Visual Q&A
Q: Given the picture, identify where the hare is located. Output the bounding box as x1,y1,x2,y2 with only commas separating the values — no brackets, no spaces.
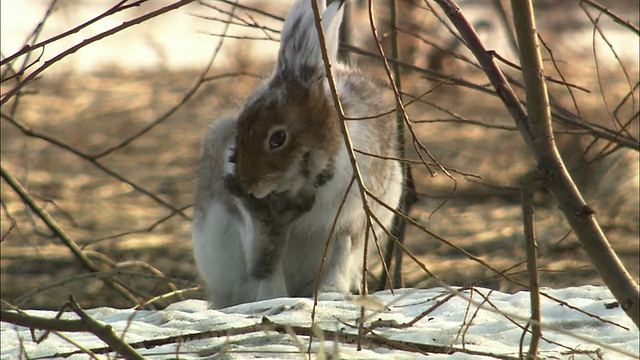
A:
192,0,403,308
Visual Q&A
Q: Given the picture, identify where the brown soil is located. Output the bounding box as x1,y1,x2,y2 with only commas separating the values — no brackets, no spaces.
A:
1,2,638,311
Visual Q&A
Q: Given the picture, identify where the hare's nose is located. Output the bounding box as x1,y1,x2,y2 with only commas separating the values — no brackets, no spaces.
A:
249,181,275,199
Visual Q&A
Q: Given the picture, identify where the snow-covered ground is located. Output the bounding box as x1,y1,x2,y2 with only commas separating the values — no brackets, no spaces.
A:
2,286,638,359
2,2,638,359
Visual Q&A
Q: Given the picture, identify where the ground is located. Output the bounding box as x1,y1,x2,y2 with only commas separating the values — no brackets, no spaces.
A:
1,0,638,311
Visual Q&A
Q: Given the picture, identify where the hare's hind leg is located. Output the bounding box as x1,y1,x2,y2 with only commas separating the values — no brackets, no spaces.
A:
318,233,364,294
255,263,288,301
193,201,254,308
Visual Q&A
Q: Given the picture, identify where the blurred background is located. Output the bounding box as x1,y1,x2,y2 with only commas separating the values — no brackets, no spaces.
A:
2,0,638,310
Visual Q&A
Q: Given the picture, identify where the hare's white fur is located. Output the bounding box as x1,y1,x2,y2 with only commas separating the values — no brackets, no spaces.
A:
193,117,291,305
192,0,403,308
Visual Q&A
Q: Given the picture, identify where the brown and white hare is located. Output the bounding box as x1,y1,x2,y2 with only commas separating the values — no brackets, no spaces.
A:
192,0,403,308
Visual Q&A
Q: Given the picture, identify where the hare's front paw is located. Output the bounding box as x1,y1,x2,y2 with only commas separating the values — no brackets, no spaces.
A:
224,173,316,224
272,186,316,221
256,187,316,225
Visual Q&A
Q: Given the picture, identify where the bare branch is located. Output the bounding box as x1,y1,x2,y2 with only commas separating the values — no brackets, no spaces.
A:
522,171,543,359
1,113,188,218
0,1,147,66
580,0,640,34
1,165,140,305
67,296,144,360
0,0,196,106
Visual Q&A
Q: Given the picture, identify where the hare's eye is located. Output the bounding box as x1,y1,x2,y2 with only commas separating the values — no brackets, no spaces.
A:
268,129,287,149
227,147,237,163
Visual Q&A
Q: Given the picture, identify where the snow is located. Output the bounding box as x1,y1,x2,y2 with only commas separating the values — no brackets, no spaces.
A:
2,286,638,359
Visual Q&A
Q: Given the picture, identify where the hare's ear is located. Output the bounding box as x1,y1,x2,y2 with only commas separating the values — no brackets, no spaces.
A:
275,0,345,85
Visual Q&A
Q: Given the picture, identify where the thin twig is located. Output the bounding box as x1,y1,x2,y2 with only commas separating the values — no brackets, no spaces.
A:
0,0,196,106
522,170,542,359
309,177,355,353
345,44,638,150
67,296,144,360
13,270,196,307
489,50,591,93
201,0,284,22
580,0,640,34
0,165,140,305
1,113,188,218
91,3,237,159
309,1,381,350
434,0,639,327
0,1,147,66
537,34,585,122
582,8,634,133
